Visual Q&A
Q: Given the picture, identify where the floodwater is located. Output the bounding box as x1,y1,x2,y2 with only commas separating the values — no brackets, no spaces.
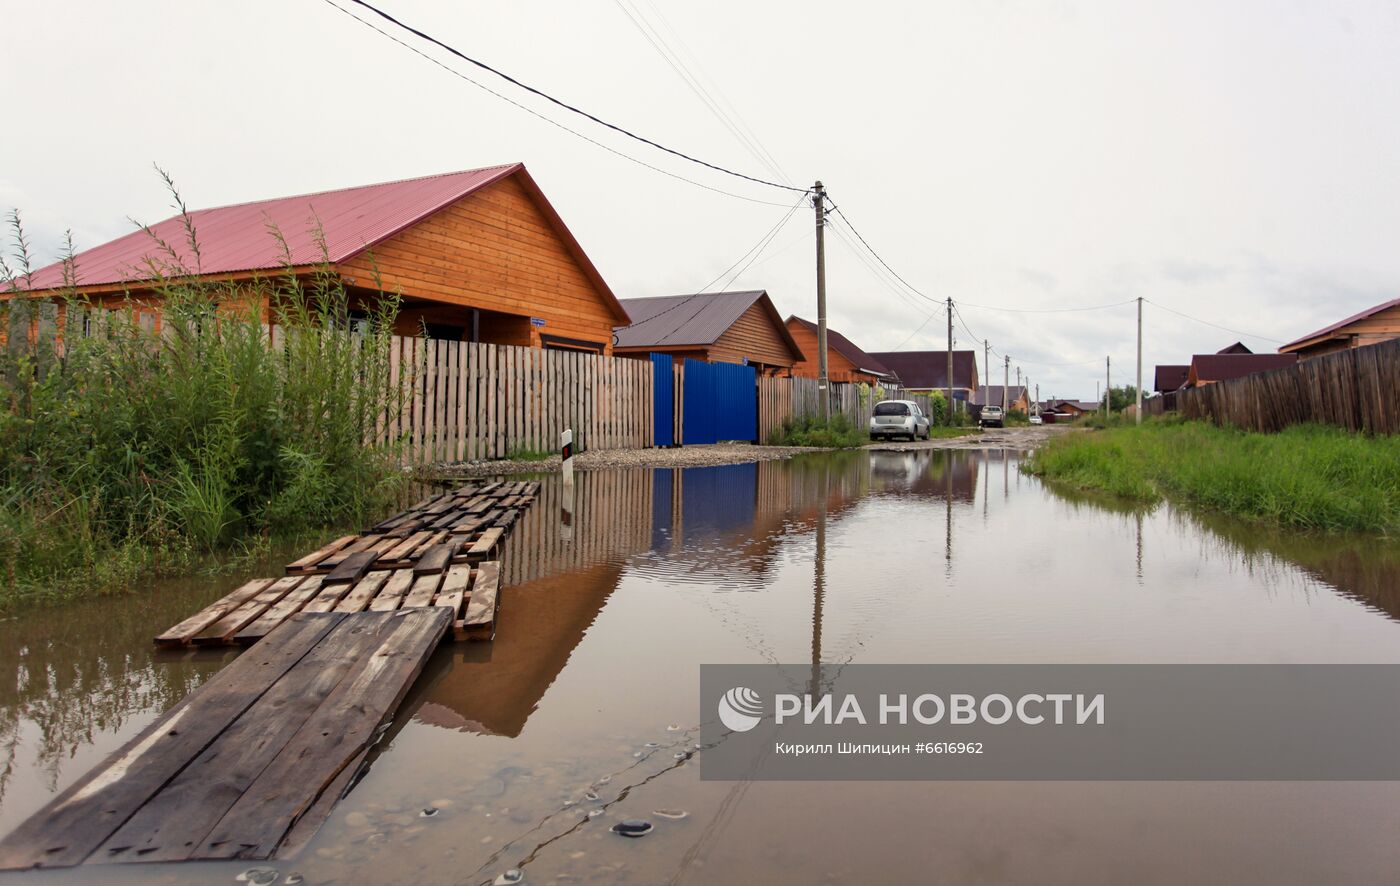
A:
3,449,1400,885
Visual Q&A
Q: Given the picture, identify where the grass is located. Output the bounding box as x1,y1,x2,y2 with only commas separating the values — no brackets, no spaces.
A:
768,414,866,448
505,447,555,462
927,426,979,439
1024,417,1400,534
0,187,408,609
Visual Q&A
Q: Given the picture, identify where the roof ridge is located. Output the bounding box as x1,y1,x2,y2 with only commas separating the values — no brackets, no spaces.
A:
165,163,522,216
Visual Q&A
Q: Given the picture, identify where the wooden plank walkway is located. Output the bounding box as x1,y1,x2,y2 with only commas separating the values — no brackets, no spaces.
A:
154,480,536,647
0,609,450,870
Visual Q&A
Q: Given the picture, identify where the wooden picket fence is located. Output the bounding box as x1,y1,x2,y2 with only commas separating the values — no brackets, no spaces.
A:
379,337,653,465
757,376,933,442
1150,338,1400,435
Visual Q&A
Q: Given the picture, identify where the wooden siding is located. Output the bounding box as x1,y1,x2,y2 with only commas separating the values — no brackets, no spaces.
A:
784,320,881,383
1286,303,1400,361
338,174,621,352
708,303,800,370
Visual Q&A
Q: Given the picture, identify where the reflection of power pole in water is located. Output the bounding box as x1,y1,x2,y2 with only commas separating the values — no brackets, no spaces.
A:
1004,451,1010,501
1135,509,1144,583
810,467,827,697
945,458,954,577
982,452,989,522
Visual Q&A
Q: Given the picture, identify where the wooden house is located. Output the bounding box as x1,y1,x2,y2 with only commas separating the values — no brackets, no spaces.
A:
1279,298,1400,361
1154,364,1189,393
3,164,631,353
1186,353,1297,386
866,350,979,403
612,290,803,375
972,385,1029,413
783,315,897,385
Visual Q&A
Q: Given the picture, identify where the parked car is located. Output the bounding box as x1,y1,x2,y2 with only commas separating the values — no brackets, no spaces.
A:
870,400,930,441
1028,414,1042,425
979,405,1004,428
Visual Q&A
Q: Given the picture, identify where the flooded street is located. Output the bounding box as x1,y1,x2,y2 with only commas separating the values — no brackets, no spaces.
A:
4,448,1400,885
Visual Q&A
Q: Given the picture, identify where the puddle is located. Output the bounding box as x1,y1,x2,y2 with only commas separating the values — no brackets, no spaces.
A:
4,449,1400,885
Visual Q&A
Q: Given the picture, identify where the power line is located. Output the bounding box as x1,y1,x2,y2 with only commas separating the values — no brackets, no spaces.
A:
616,192,808,338
610,0,791,186
1144,298,1283,344
956,297,1137,314
827,204,941,305
341,0,807,195
320,0,798,208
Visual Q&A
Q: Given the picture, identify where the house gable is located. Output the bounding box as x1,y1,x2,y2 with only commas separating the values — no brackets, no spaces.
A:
338,172,625,349
710,301,802,369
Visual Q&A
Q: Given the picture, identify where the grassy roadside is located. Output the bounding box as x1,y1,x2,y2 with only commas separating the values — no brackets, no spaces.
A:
1023,417,1400,534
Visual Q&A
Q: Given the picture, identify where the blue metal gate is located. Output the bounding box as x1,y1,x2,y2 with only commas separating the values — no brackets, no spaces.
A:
651,353,674,447
682,359,757,445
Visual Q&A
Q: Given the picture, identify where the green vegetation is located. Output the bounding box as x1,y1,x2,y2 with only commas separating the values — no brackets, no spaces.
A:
768,413,866,448
1004,408,1030,427
927,426,979,439
1,197,407,608
1024,417,1400,534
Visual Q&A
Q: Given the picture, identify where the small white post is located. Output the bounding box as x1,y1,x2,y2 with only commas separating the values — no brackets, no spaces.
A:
560,428,575,543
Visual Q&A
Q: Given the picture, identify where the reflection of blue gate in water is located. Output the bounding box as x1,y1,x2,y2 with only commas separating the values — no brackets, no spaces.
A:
682,359,756,445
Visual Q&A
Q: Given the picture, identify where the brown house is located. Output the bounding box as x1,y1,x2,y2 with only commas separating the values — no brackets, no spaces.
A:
612,290,803,374
1279,298,1400,361
784,315,896,385
866,350,979,403
1154,364,1189,393
1186,353,1297,387
3,164,630,353
972,385,1029,413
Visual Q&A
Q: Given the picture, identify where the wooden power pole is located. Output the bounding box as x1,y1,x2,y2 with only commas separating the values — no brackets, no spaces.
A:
945,297,954,424
1135,296,1143,424
814,182,829,421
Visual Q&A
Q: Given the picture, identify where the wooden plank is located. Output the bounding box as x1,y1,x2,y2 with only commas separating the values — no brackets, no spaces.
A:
402,573,442,609
413,543,453,575
96,613,378,863
368,569,415,611
192,576,303,646
468,526,504,556
433,564,473,620
198,608,452,860
316,534,382,572
154,579,272,647
302,580,353,614
285,535,356,574
333,570,392,613
235,576,326,645
462,561,500,639
0,615,342,870
381,530,430,564
323,550,378,586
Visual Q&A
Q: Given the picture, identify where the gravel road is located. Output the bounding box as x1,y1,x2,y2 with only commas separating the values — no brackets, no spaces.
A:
427,426,1072,477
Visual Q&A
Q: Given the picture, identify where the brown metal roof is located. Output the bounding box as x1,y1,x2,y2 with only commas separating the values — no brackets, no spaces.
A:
971,385,1028,407
1154,364,1189,393
866,350,979,391
613,291,802,360
1188,353,1297,385
784,316,895,379
1216,341,1253,354
1280,297,1400,352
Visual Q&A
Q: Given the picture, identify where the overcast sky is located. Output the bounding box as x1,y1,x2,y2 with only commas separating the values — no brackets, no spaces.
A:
4,0,1399,398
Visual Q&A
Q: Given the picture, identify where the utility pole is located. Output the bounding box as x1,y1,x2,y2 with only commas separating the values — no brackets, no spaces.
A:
1003,354,1010,414
1035,382,1040,416
1135,296,1143,425
983,339,990,408
1106,355,1112,418
1015,366,1021,410
945,297,954,424
814,181,829,421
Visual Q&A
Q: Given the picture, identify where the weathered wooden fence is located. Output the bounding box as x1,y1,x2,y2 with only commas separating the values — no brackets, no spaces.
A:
1149,338,1400,434
756,377,933,442
381,337,653,464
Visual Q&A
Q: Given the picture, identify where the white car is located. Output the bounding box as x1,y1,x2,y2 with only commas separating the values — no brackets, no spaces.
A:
869,400,930,441
1029,414,1043,425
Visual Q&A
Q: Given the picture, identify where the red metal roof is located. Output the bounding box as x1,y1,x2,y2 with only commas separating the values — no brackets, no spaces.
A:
1280,297,1400,352
17,164,523,291
1154,364,1189,393
1188,353,1297,384
784,315,896,379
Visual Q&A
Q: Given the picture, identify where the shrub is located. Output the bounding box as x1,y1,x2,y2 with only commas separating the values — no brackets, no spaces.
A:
768,413,865,448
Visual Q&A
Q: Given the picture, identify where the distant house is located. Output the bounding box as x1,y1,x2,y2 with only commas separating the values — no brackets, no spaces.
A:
783,316,897,385
612,290,804,375
1153,364,1190,393
1216,341,1254,355
1186,353,1297,387
2,164,632,353
1045,399,1097,419
972,385,1029,412
1278,297,1400,361
866,350,979,402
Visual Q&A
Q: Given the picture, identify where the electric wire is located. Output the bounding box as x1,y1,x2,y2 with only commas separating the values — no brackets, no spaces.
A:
341,0,807,194
1145,298,1283,344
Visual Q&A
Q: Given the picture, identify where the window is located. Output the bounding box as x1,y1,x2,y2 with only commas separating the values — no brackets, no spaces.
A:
873,402,910,416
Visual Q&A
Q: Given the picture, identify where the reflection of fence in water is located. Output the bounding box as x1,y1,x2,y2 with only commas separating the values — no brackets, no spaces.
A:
501,468,654,587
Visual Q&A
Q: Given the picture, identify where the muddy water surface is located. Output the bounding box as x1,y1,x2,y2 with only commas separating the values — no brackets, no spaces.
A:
3,450,1400,885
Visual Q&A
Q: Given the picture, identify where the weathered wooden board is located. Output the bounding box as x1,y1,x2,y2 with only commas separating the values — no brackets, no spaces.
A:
0,610,451,870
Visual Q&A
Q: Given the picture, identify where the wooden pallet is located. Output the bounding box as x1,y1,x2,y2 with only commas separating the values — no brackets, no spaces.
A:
285,481,538,576
155,561,501,647
0,610,451,870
